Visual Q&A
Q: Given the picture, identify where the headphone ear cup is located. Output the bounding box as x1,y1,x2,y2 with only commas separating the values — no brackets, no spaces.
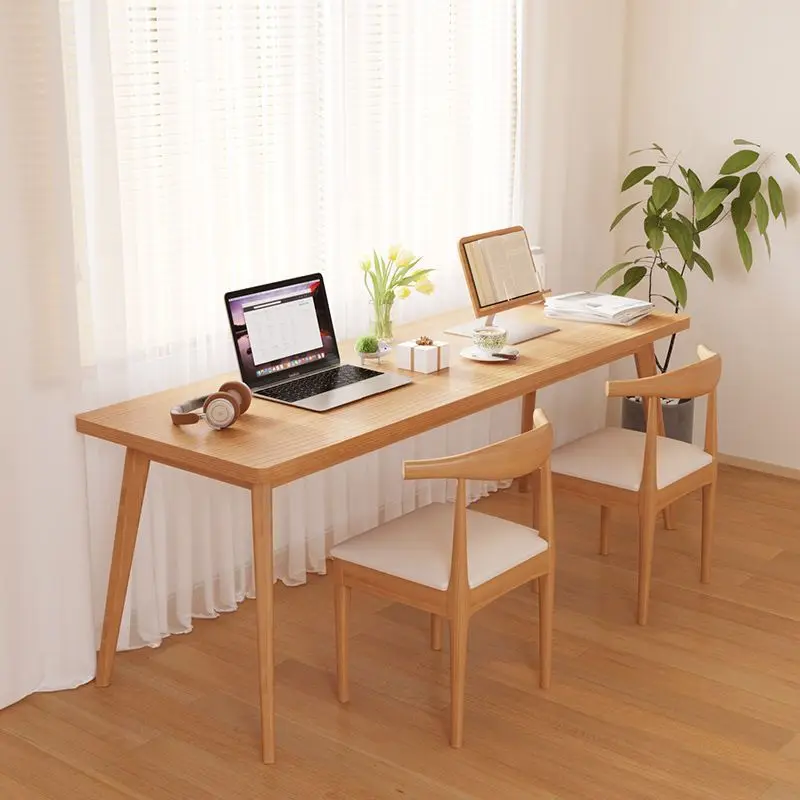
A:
203,392,240,429
219,380,252,414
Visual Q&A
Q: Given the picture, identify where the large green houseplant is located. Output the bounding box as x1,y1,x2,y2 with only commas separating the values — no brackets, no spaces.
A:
599,139,799,440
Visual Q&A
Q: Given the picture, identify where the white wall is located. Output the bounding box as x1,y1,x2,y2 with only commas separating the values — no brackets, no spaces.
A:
619,0,800,469
523,0,629,444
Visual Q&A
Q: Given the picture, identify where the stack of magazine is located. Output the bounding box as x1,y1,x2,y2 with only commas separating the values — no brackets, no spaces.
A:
544,292,653,326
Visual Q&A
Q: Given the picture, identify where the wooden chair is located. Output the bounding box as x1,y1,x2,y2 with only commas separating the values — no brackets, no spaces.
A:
550,345,721,625
329,409,555,748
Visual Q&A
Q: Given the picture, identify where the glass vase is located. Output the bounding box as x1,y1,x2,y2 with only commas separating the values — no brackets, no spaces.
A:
370,298,394,343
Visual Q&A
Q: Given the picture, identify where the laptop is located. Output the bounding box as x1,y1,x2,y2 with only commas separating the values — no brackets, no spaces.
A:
224,273,411,412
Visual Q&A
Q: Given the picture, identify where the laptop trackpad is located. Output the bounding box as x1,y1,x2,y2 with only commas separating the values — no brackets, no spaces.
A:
297,372,410,412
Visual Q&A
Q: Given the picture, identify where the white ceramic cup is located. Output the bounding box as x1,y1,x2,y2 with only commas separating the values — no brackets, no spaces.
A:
472,326,508,353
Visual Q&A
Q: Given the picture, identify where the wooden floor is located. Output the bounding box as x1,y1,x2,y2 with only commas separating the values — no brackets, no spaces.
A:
1,465,799,799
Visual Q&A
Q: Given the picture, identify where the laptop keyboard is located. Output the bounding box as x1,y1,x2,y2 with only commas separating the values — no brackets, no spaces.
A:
255,364,382,404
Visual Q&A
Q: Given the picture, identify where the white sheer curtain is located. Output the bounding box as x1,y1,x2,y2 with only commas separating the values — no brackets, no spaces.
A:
58,0,526,652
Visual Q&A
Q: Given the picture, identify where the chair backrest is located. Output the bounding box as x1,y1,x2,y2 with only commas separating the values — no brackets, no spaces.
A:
606,345,722,501
402,409,554,600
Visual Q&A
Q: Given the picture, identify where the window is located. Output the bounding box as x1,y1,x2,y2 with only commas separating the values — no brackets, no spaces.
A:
61,0,523,362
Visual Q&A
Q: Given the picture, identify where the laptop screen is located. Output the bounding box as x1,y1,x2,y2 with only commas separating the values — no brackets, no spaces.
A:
225,274,339,386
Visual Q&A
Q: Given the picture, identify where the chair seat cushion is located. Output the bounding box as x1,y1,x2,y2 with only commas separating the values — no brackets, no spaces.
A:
329,503,548,590
551,427,713,491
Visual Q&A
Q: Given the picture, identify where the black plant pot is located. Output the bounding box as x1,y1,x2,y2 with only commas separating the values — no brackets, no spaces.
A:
621,396,695,443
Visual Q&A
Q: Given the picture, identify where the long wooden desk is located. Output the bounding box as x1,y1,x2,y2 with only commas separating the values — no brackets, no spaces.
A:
75,304,689,763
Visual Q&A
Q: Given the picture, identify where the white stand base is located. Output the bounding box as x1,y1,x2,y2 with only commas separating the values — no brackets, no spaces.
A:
445,307,559,346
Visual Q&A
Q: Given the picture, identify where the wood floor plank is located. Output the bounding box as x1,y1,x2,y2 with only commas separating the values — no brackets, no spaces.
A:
1,464,798,798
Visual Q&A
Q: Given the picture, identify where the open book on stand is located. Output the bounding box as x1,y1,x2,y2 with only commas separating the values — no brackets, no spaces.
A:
544,292,653,326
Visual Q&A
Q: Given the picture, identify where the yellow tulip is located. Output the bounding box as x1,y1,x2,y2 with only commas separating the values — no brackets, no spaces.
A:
394,285,411,299
415,277,435,295
387,244,401,261
396,248,414,267
359,256,372,272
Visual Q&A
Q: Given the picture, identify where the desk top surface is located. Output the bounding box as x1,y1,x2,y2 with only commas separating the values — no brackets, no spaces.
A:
75,305,689,486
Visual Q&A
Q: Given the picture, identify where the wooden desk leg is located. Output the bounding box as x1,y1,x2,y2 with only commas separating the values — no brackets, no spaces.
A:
251,483,275,765
634,344,675,530
96,448,150,687
518,392,538,500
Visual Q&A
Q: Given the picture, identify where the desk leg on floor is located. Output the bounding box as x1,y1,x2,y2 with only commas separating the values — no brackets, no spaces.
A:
634,344,675,530
96,448,150,687
518,391,538,502
251,483,275,764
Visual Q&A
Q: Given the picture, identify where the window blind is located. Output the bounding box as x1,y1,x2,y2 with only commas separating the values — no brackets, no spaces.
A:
61,0,522,359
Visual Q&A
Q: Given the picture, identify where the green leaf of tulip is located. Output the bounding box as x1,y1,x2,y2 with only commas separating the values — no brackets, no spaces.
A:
786,153,800,175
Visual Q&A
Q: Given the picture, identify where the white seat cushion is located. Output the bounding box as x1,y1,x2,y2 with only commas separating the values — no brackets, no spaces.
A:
329,502,548,590
551,427,712,492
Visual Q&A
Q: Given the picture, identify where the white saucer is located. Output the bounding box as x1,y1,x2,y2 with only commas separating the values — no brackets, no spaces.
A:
460,345,519,363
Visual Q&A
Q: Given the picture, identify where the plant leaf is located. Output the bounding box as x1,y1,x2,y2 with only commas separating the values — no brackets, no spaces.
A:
739,171,761,202
710,175,740,194
786,153,800,175
621,165,656,192
665,180,681,210
764,229,772,259
609,201,641,231
664,217,694,264
696,204,724,232
719,149,759,175
644,215,664,250
731,197,752,230
651,176,674,210
693,252,714,281
736,227,753,271
733,138,760,147
695,187,729,221
623,266,647,287
685,168,703,199
768,176,786,225
596,261,634,287
666,266,688,308
754,192,769,235
676,212,701,246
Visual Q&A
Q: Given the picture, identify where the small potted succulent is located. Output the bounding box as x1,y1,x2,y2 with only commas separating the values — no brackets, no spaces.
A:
600,139,798,442
354,334,388,366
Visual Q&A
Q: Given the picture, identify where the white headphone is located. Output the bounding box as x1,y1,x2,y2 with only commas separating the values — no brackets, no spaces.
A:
170,381,252,430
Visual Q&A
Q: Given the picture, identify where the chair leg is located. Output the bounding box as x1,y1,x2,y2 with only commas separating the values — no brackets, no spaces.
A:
449,618,469,748
538,571,554,689
701,480,717,584
599,505,611,556
334,571,351,703
637,511,657,625
662,505,676,530
430,614,443,651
